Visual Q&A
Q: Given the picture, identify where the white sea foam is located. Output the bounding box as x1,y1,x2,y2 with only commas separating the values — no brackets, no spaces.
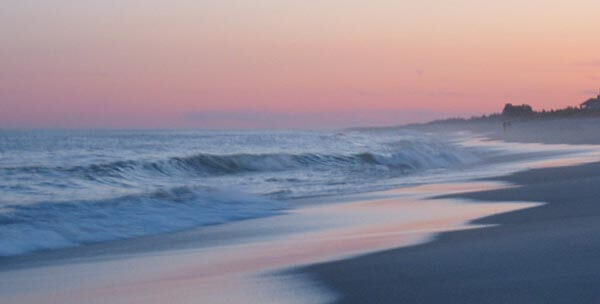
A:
0,129,485,256
0,187,282,256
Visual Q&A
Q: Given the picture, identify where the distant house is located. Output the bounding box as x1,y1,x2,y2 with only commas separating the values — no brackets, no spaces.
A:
502,103,533,116
580,91,600,111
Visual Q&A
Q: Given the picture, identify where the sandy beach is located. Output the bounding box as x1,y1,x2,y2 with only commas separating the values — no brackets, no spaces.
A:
300,118,600,303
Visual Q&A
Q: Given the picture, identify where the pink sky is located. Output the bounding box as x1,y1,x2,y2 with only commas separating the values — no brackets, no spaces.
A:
2,1,600,128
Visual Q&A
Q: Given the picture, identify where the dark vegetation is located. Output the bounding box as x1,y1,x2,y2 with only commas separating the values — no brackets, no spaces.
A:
429,92,600,124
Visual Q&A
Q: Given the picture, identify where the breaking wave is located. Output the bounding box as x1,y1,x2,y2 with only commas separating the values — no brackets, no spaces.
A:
2,148,477,181
0,129,483,257
0,186,283,256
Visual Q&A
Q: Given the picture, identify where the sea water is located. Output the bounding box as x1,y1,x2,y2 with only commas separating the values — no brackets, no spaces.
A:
0,129,484,256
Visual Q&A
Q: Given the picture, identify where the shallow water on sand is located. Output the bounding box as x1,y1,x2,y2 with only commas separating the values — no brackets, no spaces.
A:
0,181,542,304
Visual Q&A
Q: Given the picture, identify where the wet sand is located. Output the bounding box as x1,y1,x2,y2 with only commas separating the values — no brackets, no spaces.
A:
301,120,600,303
0,182,537,304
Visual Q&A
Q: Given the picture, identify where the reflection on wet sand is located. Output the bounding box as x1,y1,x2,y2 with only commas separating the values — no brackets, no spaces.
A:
1,181,541,304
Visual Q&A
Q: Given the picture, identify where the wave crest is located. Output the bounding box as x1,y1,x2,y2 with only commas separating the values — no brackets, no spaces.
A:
2,146,477,181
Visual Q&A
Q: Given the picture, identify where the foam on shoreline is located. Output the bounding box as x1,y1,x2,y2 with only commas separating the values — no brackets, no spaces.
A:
3,133,600,303
0,180,541,304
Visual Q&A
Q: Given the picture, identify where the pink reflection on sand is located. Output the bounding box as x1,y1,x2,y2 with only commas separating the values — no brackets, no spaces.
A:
1,182,541,304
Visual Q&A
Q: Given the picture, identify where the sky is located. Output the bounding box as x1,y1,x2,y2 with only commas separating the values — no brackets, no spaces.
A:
2,0,600,128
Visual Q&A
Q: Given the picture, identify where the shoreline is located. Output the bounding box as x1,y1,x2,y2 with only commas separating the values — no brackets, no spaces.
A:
1,135,586,271
0,182,539,304
299,120,600,303
300,161,600,303
3,123,600,303
409,116,600,145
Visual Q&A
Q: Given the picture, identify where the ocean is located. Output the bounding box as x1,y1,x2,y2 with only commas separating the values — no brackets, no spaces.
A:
0,129,488,256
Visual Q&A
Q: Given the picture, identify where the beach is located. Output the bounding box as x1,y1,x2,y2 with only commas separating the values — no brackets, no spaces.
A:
0,181,541,304
5,1,600,303
301,161,600,303
301,118,600,303
2,120,600,303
